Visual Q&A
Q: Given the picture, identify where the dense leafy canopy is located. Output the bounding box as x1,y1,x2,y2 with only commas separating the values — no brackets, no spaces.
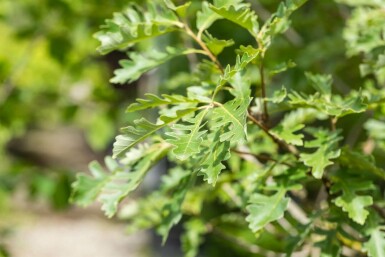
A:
71,0,385,256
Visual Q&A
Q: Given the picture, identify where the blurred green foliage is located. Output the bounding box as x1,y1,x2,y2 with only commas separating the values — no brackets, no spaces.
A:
0,0,141,215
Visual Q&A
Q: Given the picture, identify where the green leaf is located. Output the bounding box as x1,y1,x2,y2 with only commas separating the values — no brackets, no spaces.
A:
271,123,304,146
286,221,313,256
157,172,195,243
363,213,385,257
196,2,220,33
266,86,287,104
111,47,200,84
113,108,197,158
164,0,191,18
202,32,234,56
364,226,385,257
331,177,374,224
126,93,199,112
209,3,259,38
269,60,296,75
212,97,251,142
228,70,252,99
288,89,367,118
316,229,342,257
338,147,385,180
278,108,328,127
199,130,231,185
196,0,244,33
167,109,209,161
95,2,181,54
300,130,342,179
216,46,260,92
259,0,308,48
71,160,108,207
71,143,169,217
305,72,333,96
246,188,290,232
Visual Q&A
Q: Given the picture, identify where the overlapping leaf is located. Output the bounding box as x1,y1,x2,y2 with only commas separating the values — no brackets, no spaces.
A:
212,97,251,142
209,2,259,38
259,0,308,48
363,213,385,257
216,45,260,91
164,0,191,18
199,130,231,185
157,171,195,243
364,226,385,257
167,109,209,161
95,2,181,54
246,188,290,232
196,0,244,34
126,93,198,112
111,47,202,84
271,123,304,146
202,32,234,55
338,147,385,180
113,108,197,158
331,177,374,224
288,90,367,118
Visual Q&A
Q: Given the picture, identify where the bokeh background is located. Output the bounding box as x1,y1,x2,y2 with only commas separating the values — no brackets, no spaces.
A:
0,0,375,256
0,0,150,256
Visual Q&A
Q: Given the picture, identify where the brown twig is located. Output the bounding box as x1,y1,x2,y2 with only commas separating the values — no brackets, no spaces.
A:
372,204,385,221
247,113,299,158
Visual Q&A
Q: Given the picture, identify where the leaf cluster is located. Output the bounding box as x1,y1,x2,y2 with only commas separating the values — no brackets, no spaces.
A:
72,0,385,256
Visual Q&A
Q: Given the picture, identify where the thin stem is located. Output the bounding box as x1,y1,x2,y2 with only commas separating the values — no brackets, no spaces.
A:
231,149,294,167
247,113,299,157
260,57,269,122
330,116,337,131
183,24,224,73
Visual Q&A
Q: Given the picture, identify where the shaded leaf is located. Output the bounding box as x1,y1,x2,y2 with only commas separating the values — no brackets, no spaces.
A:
338,147,385,180
331,177,374,224
157,172,195,243
202,32,234,55
181,219,207,257
199,130,231,185
305,72,333,96
300,130,342,178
